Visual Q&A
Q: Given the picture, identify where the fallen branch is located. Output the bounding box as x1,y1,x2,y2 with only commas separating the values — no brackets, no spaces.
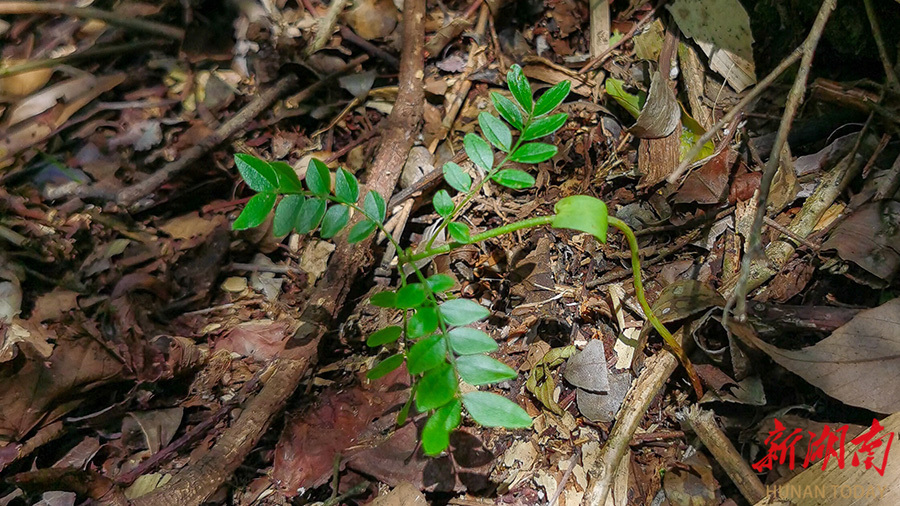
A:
120,0,426,501
130,359,308,505
683,406,767,504
0,1,184,39
584,332,682,504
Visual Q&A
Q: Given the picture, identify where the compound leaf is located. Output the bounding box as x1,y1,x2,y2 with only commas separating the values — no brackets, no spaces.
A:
364,191,386,224
447,222,470,243
457,355,517,385
442,162,471,193
509,142,557,164
367,353,404,379
533,80,571,116
369,290,397,308
507,64,533,114
464,133,493,172
295,197,327,234
320,204,349,238
270,161,304,193
448,327,498,355
422,400,462,456
433,190,454,217
408,306,439,338
348,220,377,243
426,274,455,293
306,158,331,196
396,283,427,309
479,112,512,152
367,326,402,347
520,113,567,141
335,167,359,203
491,92,524,131
407,333,446,375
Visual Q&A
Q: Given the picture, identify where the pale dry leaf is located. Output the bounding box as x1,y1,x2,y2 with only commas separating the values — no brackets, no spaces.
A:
563,339,610,392
667,0,756,92
30,289,79,323
368,482,427,506
822,201,900,281
630,71,680,139
159,212,224,241
343,0,398,40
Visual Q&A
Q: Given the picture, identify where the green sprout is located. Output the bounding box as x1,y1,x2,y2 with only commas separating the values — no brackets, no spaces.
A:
230,64,702,456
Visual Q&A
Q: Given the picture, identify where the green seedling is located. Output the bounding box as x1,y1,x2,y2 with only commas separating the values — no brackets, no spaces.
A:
231,65,702,456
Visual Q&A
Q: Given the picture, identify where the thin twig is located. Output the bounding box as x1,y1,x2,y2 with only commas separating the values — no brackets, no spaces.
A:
763,216,818,251
321,481,370,506
725,0,837,325
578,2,660,74
117,74,299,207
128,1,426,501
548,448,581,506
230,263,303,274
863,0,900,92
666,45,805,184
0,41,165,78
0,1,184,39
340,26,399,68
585,340,681,504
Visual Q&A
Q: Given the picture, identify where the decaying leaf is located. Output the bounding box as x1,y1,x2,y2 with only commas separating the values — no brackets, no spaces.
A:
343,0,398,40
638,279,725,345
563,339,609,393
525,345,577,415
662,452,719,505
575,370,632,423
273,369,411,496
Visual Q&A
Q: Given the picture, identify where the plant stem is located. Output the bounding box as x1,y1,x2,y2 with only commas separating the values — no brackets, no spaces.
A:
608,217,704,397
407,215,554,263
424,115,532,251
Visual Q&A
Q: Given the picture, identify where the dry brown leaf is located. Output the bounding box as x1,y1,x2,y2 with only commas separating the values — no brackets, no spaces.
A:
737,298,900,414
273,369,410,496
822,201,900,282
0,334,128,441
342,0,398,40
